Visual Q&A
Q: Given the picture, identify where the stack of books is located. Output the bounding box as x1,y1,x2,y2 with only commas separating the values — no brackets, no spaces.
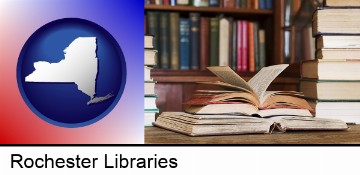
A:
152,65,349,136
300,0,360,124
145,35,159,126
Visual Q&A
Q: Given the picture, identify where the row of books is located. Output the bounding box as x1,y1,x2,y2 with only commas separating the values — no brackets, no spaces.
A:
300,0,360,124
145,11,267,72
144,35,159,126
145,0,273,9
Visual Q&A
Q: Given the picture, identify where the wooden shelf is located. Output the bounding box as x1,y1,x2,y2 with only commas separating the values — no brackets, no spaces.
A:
145,4,273,16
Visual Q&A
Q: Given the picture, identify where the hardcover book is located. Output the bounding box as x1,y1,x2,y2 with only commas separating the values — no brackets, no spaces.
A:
301,60,360,80
153,112,348,136
313,8,360,35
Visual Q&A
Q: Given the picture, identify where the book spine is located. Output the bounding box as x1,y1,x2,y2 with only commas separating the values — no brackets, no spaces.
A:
241,0,247,8
219,17,230,66
236,20,242,71
231,20,237,70
248,22,255,72
163,0,170,5
200,17,210,70
259,29,266,69
159,12,170,69
223,0,235,8
259,0,266,9
179,18,190,70
246,0,251,9
253,22,260,71
265,0,273,9
193,0,209,6
241,20,248,72
210,17,220,66
177,0,189,5
147,11,159,67
169,13,180,69
170,0,177,6
253,0,259,9
190,13,200,70
209,0,220,6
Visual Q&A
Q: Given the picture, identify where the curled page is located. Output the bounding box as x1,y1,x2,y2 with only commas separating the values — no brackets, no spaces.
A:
248,64,289,102
207,66,255,94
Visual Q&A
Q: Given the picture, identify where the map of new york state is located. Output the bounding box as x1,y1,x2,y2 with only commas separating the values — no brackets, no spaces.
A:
25,37,113,105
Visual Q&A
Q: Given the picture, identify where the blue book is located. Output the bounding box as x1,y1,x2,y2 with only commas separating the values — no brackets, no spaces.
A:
170,0,176,6
189,13,200,70
265,0,273,9
259,0,266,9
209,0,219,7
179,18,190,70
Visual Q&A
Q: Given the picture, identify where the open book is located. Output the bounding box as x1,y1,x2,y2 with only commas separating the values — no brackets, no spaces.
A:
185,65,313,117
153,112,348,136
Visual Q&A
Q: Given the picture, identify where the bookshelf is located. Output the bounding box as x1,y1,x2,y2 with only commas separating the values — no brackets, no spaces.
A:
145,1,294,113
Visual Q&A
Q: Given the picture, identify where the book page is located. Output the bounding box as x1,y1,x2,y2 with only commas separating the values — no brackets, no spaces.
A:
207,66,255,94
247,64,289,102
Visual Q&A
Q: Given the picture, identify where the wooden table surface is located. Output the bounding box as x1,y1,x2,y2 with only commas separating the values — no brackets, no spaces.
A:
145,125,360,144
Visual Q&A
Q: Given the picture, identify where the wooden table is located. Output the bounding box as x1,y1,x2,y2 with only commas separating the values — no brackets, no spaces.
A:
145,125,360,144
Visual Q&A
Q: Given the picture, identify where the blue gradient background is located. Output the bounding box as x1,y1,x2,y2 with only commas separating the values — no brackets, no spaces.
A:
0,0,144,143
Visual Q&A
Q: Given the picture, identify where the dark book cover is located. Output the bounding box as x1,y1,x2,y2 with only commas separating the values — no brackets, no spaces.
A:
231,20,237,70
209,0,220,6
200,17,210,71
259,29,266,69
190,13,200,70
253,22,260,71
159,12,170,69
210,17,219,66
259,0,266,9
147,11,159,67
236,20,242,72
179,18,190,70
241,0,247,8
169,13,180,69
265,0,273,9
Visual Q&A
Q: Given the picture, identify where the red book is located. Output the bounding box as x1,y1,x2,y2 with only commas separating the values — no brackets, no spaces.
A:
236,20,242,72
163,0,170,5
200,17,210,70
223,0,236,8
241,20,248,72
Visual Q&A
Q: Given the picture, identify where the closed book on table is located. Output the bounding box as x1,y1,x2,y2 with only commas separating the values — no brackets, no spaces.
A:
179,18,191,70
316,49,360,60
200,17,210,70
145,49,157,66
300,79,360,101
169,13,180,69
301,60,360,80
313,8,360,35
190,13,200,70
324,0,360,7
317,35,360,49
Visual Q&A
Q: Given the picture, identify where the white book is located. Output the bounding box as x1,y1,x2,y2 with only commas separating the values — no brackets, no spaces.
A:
145,96,157,110
145,81,156,96
144,66,152,81
145,49,157,66
219,17,230,66
144,112,156,127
